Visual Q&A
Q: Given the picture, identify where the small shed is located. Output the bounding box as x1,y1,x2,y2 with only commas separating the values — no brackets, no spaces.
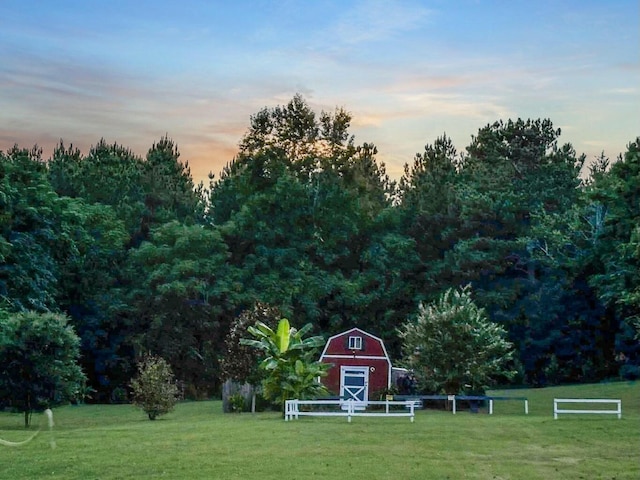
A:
319,328,392,405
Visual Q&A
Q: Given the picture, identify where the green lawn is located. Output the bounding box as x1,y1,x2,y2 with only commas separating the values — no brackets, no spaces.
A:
1,381,638,479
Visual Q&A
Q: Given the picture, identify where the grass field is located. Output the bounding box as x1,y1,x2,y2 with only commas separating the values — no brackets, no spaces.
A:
1,381,638,479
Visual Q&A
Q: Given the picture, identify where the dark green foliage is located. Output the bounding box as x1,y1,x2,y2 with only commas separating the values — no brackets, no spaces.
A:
587,139,640,373
125,221,232,397
1,98,637,396
53,200,132,399
141,136,207,226
398,119,611,385
45,137,208,399
0,146,63,311
0,310,85,427
49,139,146,240
208,95,408,357
220,302,280,384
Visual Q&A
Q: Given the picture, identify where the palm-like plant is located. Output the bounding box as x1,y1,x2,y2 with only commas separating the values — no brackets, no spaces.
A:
241,318,329,413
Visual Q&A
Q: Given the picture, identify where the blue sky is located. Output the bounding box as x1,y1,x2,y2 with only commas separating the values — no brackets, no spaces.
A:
1,0,638,184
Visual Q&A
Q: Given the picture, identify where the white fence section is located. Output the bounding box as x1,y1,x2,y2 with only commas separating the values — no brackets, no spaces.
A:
418,395,528,415
285,399,416,422
553,398,622,419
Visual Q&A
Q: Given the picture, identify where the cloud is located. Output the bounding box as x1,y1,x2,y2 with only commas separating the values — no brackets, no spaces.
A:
2,0,636,188
606,87,638,95
329,0,432,45
583,140,607,147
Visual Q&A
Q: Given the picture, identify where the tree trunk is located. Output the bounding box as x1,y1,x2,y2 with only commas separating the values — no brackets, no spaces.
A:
24,393,31,428
24,410,30,428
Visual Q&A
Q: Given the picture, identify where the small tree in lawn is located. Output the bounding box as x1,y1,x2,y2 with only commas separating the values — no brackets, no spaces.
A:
241,318,329,414
130,354,179,420
0,310,86,428
398,285,516,394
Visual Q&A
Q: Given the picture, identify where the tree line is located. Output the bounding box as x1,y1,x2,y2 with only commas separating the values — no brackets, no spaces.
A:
1,94,638,402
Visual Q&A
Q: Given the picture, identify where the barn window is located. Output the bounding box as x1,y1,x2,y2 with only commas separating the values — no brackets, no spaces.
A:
348,336,363,350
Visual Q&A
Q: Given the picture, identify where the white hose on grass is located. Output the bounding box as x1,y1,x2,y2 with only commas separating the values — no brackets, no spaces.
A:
0,408,54,448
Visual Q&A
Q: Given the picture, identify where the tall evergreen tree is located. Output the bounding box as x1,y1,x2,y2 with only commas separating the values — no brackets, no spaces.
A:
398,135,463,295
209,95,410,352
586,139,640,377
1,146,74,312
126,221,232,396
141,136,206,226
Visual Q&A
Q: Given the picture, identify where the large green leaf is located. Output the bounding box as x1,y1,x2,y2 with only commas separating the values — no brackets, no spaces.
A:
276,318,291,353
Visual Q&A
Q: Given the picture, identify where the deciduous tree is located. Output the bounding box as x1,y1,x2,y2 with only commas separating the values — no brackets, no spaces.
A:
126,221,232,396
0,310,85,427
398,285,516,394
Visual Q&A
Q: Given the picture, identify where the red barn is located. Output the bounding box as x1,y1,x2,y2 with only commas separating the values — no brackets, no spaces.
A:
319,328,392,405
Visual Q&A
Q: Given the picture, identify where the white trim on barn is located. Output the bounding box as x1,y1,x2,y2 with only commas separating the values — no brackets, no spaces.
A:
320,328,392,359
348,335,363,350
321,354,389,361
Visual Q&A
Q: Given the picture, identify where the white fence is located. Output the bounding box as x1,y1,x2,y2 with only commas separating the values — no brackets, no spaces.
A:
553,398,622,419
417,395,529,415
285,399,416,422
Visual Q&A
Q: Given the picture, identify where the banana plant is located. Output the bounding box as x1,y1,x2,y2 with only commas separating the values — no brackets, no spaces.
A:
241,318,329,414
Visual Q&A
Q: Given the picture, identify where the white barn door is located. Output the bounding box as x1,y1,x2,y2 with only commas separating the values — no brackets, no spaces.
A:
340,366,369,409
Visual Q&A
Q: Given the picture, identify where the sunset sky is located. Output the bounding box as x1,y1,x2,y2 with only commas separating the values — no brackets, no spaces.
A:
2,0,638,185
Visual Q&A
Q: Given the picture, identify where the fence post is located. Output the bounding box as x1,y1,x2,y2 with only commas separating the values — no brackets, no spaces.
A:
447,395,456,414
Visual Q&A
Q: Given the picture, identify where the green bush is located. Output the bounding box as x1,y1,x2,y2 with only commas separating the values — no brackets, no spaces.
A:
130,355,179,420
620,364,640,380
228,393,246,413
110,386,129,404
398,285,516,394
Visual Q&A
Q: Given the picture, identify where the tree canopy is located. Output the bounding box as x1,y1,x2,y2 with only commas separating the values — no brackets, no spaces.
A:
0,310,85,426
397,285,516,394
1,96,638,403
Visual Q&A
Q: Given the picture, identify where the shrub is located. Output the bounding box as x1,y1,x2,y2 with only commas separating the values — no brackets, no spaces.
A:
398,285,517,394
110,386,129,404
130,355,179,420
228,393,246,413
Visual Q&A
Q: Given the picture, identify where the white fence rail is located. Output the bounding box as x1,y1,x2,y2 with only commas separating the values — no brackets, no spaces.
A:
417,395,528,415
285,399,415,422
553,398,621,419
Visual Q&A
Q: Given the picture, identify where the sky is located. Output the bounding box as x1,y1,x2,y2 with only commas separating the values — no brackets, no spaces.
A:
1,0,638,185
